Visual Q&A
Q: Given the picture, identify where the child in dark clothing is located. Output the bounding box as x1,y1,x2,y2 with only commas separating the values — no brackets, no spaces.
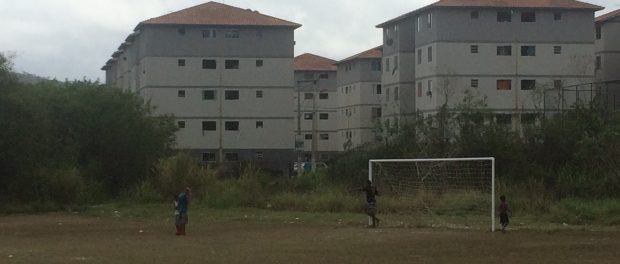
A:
498,195,512,233
357,180,380,228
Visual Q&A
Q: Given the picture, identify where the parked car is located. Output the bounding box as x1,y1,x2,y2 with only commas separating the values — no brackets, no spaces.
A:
292,162,328,173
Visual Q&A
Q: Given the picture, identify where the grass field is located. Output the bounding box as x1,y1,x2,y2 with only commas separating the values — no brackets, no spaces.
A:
1,204,619,264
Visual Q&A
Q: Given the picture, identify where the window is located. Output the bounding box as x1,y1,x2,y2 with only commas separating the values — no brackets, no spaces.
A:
554,12,562,21
521,114,537,125
371,60,382,71
203,90,215,100
521,12,536,22
256,152,264,160
554,46,562,55
256,90,263,98
225,90,239,100
320,134,329,140
427,13,432,28
319,73,329,79
427,80,433,96
256,60,263,67
596,56,602,70
385,58,390,72
386,88,390,102
497,80,512,90
471,79,479,88
521,46,536,56
372,108,382,119
202,121,216,131
304,72,314,79
319,93,328,99
471,45,479,54
394,87,399,101
428,46,433,62
417,17,421,32
471,10,479,19
178,27,186,35
203,59,216,69
554,80,563,90
178,59,186,67
225,60,239,69
202,152,216,162
497,46,512,56
375,84,382,95
417,49,422,64
304,113,313,120
496,114,511,125
256,121,263,128
225,121,239,131
178,90,186,97
225,153,239,161
177,121,186,128
319,113,329,120
225,29,240,38
304,93,313,100
596,25,601,40
417,82,422,97
521,80,536,90
394,55,399,71
202,29,216,38
305,134,312,140
497,11,512,22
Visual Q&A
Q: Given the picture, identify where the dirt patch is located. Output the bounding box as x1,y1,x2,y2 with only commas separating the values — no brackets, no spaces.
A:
0,213,619,263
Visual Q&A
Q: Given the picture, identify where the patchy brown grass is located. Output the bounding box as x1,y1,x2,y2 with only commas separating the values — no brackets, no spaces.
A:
0,211,619,264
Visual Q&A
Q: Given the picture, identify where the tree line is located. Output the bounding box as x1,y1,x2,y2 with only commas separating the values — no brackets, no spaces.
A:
0,54,177,208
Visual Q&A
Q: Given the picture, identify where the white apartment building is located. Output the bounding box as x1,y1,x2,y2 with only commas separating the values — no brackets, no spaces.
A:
102,2,301,169
595,9,620,112
293,53,339,161
335,46,384,150
377,0,603,128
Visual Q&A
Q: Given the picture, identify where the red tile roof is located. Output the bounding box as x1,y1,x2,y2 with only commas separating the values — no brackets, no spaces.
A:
137,1,301,29
596,9,620,23
337,46,383,64
294,53,337,72
378,0,603,27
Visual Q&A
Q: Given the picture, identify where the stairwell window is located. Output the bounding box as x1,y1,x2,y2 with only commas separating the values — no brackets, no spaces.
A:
225,60,239,69
471,45,479,54
497,11,511,22
521,46,536,56
225,29,240,38
497,80,512,90
554,46,562,55
521,12,536,22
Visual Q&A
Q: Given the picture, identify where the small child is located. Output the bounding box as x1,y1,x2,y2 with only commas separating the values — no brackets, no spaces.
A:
498,195,512,233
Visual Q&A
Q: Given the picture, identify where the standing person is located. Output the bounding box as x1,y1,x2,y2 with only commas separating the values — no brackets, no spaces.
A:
173,195,180,235
498,195,512,233
176,187,191,236
354,180,380,228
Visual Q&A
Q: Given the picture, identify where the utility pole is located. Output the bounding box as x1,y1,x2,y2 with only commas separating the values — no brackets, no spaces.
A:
296,81,303,177
311,82,318,172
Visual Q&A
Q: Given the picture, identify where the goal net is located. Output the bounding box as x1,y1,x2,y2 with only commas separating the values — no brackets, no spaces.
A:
369,158,495,231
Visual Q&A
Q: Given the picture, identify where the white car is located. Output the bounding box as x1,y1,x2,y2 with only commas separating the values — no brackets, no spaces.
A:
293,162,328,172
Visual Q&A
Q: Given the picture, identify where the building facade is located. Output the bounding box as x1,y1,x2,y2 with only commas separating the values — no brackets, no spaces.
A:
293,53,339,161
102,2,301,169
335,46,384,150
377,0,603,128
595,9,620,82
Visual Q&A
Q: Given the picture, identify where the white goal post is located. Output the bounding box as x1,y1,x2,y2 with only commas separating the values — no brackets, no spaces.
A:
369,157,496,232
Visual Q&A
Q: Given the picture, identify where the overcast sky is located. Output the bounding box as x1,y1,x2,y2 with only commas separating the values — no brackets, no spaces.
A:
1,0,618,81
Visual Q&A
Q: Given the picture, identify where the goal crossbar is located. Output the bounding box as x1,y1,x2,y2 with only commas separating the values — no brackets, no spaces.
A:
369,157,496,232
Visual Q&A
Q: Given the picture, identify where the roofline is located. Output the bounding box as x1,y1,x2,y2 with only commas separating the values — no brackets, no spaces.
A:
336,45,383,65
134,22,301,31
377,2,604,28
596,9,620,24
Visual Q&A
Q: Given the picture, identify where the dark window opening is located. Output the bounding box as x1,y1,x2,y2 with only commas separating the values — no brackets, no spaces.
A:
521,46,536,56
203,90,215,100
202,121,216,131
521,80,536,90
202,59,216,69
225,60,239,69
225,121,239,131
497,11,512,22
521,12,536,22
225,90,239,100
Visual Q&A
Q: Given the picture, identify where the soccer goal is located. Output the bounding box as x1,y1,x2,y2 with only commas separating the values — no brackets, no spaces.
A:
369,158,495,232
